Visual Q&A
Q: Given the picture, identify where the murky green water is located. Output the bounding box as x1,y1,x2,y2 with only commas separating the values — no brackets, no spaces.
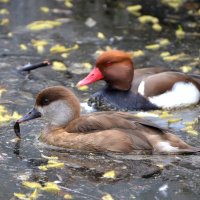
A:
0,0,200,199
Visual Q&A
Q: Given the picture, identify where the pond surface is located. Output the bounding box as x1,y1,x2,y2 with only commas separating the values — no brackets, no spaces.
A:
0,0,200,199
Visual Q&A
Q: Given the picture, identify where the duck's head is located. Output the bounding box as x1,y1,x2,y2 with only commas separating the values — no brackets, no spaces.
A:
17,86,80,127
77,50,134,91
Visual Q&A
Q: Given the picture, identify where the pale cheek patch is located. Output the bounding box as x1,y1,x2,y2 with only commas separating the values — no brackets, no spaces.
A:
148,82,200,109
155,141,179,152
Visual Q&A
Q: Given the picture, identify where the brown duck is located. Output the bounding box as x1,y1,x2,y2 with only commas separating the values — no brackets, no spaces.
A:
16,86,200,153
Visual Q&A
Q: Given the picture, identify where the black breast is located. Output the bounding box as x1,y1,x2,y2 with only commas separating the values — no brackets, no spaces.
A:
88,86,159,111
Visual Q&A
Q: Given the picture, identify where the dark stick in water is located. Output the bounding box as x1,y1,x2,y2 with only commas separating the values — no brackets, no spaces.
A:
17,60,51,72
14,122,21,138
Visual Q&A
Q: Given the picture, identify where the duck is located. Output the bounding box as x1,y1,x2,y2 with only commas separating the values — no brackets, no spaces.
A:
77,50,200,111
16,86,200,153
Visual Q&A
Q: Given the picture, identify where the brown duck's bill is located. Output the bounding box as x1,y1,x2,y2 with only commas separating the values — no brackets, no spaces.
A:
14,108,41,138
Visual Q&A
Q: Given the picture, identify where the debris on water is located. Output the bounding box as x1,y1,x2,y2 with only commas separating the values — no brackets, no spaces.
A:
158,183,168,197
85,17,96,28
17,60,51,73
14,122,21,138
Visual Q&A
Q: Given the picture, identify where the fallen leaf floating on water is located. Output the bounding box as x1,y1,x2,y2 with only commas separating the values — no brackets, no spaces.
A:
0,9,9,15
31,39,48,54
160,52,171,57
129,50,144,58
0,0,10,3
126,5,142,16
152,23,162,31
52,61,67,71
102,170,116,179
179,65,193,73
82,62,92,69
159,111,173,118
167,118,182,123
161,0,183,10
40,7,50,13
184,118,198,126
19,44,28,51
85,17,96,28
13,193,26,200
0,88,6,97
97,32,106,40
77,85,89,91
145,44,160,51
175,25,185,39
162,53,189,62
158,38,170,47
26,20,62,31
39,160,64,171
182,126,198,136
64,0,73,8
29,189,38,200
64,193,73,199
138,15,159,24
102,193,114,200
61,53,69,58
22,181,42,189
7,32,13,37
0,18,9,25
42,182,61,193
50,44,79,54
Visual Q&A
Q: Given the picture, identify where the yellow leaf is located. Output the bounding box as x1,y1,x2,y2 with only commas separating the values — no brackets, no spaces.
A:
64,0,73,8
145,44,160,50
22,181,42,189
0,88,6,97
185,130,198,136
102,170,116,179
47,160,65,168
0,9,9,15
152,23,162,31
42,182,61,193
158,39,170,47
83,62,92,69
14,193,26,199
162,53,187,62
97,32,106,40
127,5,142,16
160,52,170,57
19,44,28,51
77,85,89,91
183,119,198,126
175,26,185,39
138,15,159,24
61,53,69,58
64,193,73,199
167,118,182,123
179,65,192,73
50,44,79,54
26,20,62,31
38,165,48,171
40,7,50,13
0,18,9,25
31,39,48,47
52,61,67,71
130,50,144,58
102,194,114,200
12,111,22,120
159,111,173,118
0,0,9,3
7,32,13,37
29,189,38,200
161,0,183,10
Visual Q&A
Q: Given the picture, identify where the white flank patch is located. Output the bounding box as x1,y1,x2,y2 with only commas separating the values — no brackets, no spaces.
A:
80,102,94,113
148,82,200,109
156,141,179,152
138,81,145,96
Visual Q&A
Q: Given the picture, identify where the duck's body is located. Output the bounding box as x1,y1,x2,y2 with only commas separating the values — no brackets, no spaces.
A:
17,86,200,154
77,50,200,111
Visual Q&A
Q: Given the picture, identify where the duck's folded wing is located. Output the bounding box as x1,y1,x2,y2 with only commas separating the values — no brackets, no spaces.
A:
66,112,166,134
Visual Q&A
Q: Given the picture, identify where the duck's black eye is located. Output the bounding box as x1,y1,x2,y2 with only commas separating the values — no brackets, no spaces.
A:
42,98,49,106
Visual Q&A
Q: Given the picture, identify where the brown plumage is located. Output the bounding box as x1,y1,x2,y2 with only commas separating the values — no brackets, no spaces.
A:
16,86,200,154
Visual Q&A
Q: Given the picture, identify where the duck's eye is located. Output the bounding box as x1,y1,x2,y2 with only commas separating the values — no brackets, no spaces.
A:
105,62,112,67
42,98,49,106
